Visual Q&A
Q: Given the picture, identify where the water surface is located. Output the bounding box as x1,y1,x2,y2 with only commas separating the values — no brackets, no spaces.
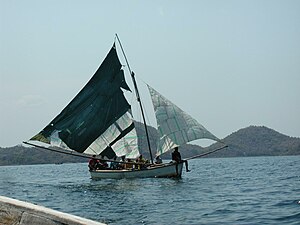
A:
1,156,299,224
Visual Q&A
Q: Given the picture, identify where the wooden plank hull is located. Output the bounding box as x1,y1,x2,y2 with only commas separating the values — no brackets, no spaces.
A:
90,162,184,179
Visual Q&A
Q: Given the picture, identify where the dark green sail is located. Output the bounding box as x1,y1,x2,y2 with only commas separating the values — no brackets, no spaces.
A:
31,44,133,153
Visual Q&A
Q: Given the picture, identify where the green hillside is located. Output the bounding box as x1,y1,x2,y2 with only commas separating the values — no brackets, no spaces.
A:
206,126,300,157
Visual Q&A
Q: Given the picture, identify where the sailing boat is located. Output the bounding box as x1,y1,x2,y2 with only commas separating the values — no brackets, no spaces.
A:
24,35,227,179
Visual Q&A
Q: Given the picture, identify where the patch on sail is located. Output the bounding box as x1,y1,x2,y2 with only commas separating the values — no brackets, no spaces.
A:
83,112,139,159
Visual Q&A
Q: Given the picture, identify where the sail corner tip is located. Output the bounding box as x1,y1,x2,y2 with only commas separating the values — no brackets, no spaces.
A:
29,133,50,144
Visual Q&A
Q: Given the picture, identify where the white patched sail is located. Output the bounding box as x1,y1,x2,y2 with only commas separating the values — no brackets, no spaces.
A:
148,85,220,156
85,111,139,158
112,128,139,159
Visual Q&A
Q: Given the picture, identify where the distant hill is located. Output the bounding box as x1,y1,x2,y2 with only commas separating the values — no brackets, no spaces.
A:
0,145,87,166
135,124,300,158
0,125,299,166
206,126,300,158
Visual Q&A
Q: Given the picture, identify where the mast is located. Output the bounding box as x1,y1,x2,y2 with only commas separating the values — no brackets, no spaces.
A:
115,34,154,164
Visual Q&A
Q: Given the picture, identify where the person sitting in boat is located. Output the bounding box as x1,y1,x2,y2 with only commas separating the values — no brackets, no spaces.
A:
172,147,181,162
88,155,99,171
125,158,133,170
136,155,147,170
137,155,146,163
110,156,120,170
119,155,126,169
155,155,162,164
172,147,191,172
97,159,108,170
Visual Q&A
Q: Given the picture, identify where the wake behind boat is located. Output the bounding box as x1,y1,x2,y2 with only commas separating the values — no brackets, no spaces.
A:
24,34,227,179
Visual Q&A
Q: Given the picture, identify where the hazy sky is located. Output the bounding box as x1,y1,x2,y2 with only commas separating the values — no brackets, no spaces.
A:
1,0,299,147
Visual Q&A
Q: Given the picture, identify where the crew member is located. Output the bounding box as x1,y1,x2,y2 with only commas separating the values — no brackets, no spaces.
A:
172,147,190,172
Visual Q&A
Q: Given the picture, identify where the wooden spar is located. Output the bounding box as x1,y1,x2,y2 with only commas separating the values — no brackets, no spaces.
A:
23,141,91,159
184,145,228,161
23,141,148,165
115,34,154,164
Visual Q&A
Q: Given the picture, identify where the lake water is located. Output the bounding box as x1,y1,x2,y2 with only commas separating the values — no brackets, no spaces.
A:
0,156,299,225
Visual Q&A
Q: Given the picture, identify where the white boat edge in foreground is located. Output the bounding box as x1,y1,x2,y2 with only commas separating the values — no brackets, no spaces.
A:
90,162,184,179
0,195,106,225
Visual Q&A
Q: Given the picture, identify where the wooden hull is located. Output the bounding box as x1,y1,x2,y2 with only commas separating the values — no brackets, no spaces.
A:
90,162,183,179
